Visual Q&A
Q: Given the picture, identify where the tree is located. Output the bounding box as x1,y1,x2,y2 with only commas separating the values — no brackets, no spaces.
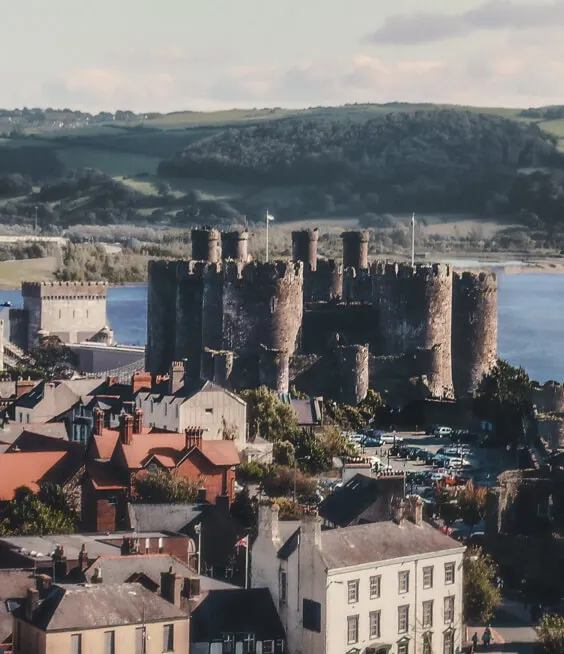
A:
261,466,316,501
134,469,200,503
457,481,487,533
434,483,460,526
0,486,77,536
537,614,564,654
240,387,300,442
463,547,501,623
230,487,257,533
26,335,79,380
475,359,533,446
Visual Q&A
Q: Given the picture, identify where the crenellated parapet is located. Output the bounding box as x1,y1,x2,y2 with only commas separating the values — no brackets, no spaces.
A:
22,280,108,298
221,230,249,262
534,381,564,414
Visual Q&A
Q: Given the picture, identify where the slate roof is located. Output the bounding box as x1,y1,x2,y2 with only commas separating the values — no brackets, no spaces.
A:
318,521,464,569
318,473,406,527
83,554,234,592
20,583,187,631
128,503,203,533
0,423,68,446
191,589,285,643
0,569,36,643
0,534,121,563
286,398,322,426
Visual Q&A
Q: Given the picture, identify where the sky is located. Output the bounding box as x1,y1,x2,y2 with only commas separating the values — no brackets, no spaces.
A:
3,0,564,112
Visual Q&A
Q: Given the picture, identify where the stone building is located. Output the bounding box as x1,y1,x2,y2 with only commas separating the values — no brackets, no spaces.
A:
21,281,109,349
146,228,499,406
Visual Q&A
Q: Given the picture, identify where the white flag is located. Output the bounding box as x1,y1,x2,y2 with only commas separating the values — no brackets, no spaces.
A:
411,213,415,226
266,212,275,222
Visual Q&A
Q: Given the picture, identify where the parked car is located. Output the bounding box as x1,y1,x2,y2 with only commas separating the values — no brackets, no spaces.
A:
423,451,437,465
349,433,365,444
434,426,453,437
362,436,383,448
390,444,404,456
408,447,426,461
381,433,404,444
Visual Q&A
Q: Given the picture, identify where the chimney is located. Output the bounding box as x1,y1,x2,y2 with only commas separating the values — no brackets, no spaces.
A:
93,408,104,436
258,503,281,544
169,361,185,395
185,427,202,452
92,566,103,583
391,496,406,525
132,372,152,394
25,588,39,621
161,567,182,606
133,408,143,434
35,574,52,597
183,577,201,599
300,510,322,550
43,382,56,404
119,413,133,445
16,378,35,398
406,495,423,526
52,545,67,582
78,543,89,571
215,494,230,514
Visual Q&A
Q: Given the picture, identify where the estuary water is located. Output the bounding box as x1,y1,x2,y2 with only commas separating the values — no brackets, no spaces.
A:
1,273,563,383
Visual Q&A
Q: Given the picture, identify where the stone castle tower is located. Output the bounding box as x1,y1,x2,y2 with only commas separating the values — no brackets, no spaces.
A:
146,227,498,403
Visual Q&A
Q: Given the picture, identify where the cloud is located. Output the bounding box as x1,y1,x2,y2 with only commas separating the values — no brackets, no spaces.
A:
366,0,564,45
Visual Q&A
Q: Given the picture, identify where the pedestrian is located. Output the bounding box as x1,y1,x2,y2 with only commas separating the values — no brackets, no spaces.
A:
471,632,478,651
482,627,491,649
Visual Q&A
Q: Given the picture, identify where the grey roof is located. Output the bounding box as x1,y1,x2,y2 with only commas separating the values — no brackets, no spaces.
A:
0,422,68,445
191,589,285,643
289,398,322,426
0,569,36,642
318,521,464,570
84,554,234,592
0,534,122,563
23,583,187,631
318,474,406,527
128,503,203,533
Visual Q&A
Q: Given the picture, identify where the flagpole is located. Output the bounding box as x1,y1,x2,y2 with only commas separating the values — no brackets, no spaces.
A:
411,213,415,267
266,209,269,263
245,537,249,589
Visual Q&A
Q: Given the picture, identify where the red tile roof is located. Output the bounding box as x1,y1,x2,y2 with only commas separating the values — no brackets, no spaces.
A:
197,440,240,467
87,460,126,491
0,451,67,500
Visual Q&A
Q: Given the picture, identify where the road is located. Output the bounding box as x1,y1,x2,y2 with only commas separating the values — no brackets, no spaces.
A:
489,598,537,654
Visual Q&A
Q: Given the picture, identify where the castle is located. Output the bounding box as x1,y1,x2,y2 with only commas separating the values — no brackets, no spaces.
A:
146,228,498,405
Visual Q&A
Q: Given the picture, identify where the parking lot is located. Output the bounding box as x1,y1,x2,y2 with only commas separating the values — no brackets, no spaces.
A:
359,431,506,487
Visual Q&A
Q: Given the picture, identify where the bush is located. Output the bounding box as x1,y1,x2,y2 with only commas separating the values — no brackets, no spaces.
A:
236,460,270,483
537,614,564,654
272,497,303,520
134,469,200,503
261,466,316,500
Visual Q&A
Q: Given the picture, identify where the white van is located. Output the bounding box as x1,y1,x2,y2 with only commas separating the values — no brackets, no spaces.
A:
434,426,453,437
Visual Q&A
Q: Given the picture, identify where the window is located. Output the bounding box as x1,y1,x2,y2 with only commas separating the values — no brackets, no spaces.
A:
445,562,455,585
135,627,145,654
223,634,235,654
398,605,409,634
104,631,115,654
243,633,255,654
370,575,381,599
444,596,455,624
18,412,22,423
422,600,434,628
279,570,287,606
145,538,150,553
398,570,410,594
205,407,214,414
398,640,409,654
263,641,274,654
443,630,455,654
423,566,434,589
26,414,30,424
423,633,432,654
369,610,381,639
303,599,321,632
275,640,285,653
348,579,359,603
71,634,82,654
163,624,174,652
347,615,359,645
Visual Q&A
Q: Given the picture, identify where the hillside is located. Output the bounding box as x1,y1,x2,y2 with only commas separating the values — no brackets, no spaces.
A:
158,110,564,221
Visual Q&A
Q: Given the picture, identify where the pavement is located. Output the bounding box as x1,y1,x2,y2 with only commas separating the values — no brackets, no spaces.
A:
471,598,537,654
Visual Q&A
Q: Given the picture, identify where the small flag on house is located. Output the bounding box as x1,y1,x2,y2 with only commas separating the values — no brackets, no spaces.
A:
266,212,275,222
235,535,248,549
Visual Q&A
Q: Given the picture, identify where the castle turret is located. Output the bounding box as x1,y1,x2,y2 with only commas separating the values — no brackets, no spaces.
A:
372,262,453,398
221,261,304,358
221,230,249,263
146,261,178,375
452,271,498,397
336,344,369,405
534,381,564,414
191,228,220,263
291,229,318,272
342,231,369,270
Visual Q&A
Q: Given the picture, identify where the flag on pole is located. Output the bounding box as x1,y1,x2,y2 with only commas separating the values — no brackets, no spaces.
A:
266,212,275,222
411,213,415,226
235,535,248,549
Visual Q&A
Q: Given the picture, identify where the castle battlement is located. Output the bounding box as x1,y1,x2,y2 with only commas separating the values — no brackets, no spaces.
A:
372,261,451,280
227,260,304,285
454,270,498,292
22,280,108,299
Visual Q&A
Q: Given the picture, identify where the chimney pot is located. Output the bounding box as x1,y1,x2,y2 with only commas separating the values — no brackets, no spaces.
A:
93,408,104,436
119,413,133,445
133,408,143,434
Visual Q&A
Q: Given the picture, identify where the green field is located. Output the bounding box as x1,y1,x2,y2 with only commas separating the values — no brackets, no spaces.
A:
0,257,58,289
